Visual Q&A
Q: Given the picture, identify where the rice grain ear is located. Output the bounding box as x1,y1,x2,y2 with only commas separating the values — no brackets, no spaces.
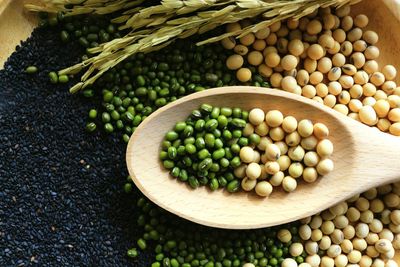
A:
26,0,354,92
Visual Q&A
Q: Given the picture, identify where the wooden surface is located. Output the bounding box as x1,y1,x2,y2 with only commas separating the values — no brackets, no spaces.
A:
0,0,37,68
126,87,400,229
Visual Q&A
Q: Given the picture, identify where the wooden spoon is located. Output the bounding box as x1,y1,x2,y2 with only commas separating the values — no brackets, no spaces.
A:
126,86,400,229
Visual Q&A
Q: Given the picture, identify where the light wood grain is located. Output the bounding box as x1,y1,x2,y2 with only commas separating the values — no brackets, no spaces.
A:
0,0,37,68
126,87,400,229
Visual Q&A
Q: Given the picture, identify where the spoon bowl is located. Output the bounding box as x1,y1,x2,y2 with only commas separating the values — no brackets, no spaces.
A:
126,86,400,229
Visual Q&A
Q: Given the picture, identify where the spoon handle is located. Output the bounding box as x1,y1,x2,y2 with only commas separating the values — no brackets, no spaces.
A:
352,123,400,187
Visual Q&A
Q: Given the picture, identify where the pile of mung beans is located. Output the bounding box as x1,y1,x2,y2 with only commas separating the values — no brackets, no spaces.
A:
237,108,333,197
160,104,248,192
125,183,301,267
221,5,400,136
53,18,267,143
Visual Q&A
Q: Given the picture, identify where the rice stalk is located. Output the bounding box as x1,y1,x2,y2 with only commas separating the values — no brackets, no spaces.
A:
26,0,361,93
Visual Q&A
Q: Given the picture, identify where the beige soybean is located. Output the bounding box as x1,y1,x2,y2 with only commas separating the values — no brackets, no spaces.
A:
270,171,284,186
363,30,379,45
282,176,297,192
390,122,400,136
276,229,292,245
316,84,329,97
304,58,318,73
332,53,346,67
221,37,236,49
359,105,378,126
240,146,255,163
327,41,341,55
265,110,284,127
354,14,369,28
253,39,266,51
246,160,261,177
308,44,324,60
363,83,377,97
374,90,388,100
340,41,353,56
323,14,336,30
278,155,291,171
343,226,355,239
316,139,334,157
285,131,301,147
374,100,390,118
328,67,342,82
382,81,397,94
389,108,400,122
354,71,369,85
266,33,278,45
339,91,351,105
288,162,304,178
341,15,353,31
243,123,254,137
255,181,273,197
349,99,363,112
236,68,252,82
265,161,280,175
309,71,324,85
255,122,269,136
226,22,241,32
375,239,393,253
347,28,363,42
298,119,314,137
311,229,323,242
377,119,392,132
241,177,257,191
282,116,298,133
364,60,379,74
301,135,318,150
226,54,244,70
351,52,366,69
297,70,310,86
328,81,342,95
288,146,305,161
247,51,264,66
258,64,273,78
382,65,397,81
234,164,247,178
304,151,320,167
270,73,283,88
303,167,318,183
240,33,255,46
365,46,380,60
342,64,357,75
316,158,334,175
265,52,281,68
275,141,289,155
249,108,265,126
281,76,297,92
363,96,376,107
333,29,346,43
319,34,335,49
339,75,354,89
233,45,248,56
317,57,332,73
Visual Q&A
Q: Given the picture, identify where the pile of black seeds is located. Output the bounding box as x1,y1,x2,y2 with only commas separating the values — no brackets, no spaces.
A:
0,27,149,266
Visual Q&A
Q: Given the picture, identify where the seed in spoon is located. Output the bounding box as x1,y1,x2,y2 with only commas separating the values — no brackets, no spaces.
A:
160,105,334,197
